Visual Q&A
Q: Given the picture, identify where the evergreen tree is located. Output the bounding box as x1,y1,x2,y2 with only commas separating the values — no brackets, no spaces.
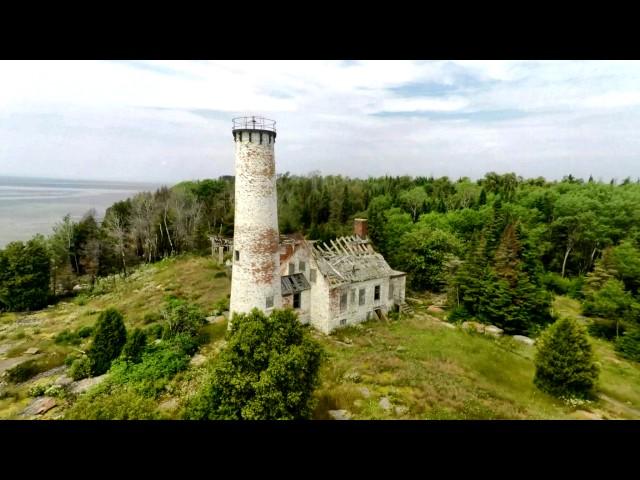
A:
0,237,51,311
534,317,599,399
184,308,323,420
88,308,128,375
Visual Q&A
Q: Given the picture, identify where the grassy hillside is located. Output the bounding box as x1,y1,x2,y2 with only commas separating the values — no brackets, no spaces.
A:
1,255,639,420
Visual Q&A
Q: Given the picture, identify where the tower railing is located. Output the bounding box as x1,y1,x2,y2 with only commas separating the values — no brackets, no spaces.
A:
232,116,276,133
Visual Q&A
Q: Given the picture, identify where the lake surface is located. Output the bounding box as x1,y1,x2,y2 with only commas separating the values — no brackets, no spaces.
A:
0,176,166,247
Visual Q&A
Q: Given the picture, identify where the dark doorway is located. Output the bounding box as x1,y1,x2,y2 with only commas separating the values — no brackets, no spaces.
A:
293,292,301,309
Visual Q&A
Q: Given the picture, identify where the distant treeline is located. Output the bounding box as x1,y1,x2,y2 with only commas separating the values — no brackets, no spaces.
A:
2,172,640,338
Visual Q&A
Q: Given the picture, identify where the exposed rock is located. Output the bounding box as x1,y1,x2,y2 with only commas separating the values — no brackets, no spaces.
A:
22,396,57,416
69,374,108,395
395,405,408,415
343,337,353,345
395,345,407,353
205,316,216,323
25,347,40,355
72,285,83,292
190,354,207,367
512,335,535,346
328,409,352,420
427,305,444,314
462,321,485,333
440,322,456,330
159,398,179,412
343,371,361,383
379,397,392,411
484,325,504,337
30,365,66,383
358,386,371,398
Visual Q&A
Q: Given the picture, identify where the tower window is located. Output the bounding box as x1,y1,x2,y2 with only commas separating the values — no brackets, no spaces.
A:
289,262,295,275
266,296,274,308
310,269,317,283
235,250,240,261
374,285,380,301
299,261,306,272
293,292,301,309
359,288,365,306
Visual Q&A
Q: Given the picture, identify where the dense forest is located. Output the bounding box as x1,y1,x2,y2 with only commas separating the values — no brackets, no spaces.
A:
1,172,640,352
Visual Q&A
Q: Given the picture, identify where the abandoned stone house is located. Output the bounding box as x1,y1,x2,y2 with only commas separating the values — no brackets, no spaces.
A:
225,115,406,334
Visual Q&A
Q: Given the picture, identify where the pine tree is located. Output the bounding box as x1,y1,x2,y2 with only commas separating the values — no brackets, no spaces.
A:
88,308,127,375
534,317,599,399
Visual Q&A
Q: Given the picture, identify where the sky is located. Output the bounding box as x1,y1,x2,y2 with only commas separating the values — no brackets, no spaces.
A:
1,60,640,184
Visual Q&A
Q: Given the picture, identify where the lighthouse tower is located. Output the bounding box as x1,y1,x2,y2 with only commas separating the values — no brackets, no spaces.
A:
229,116,282,322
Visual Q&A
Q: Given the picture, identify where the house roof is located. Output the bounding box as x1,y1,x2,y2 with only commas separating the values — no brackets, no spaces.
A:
281,273,310,295
311,235,403,286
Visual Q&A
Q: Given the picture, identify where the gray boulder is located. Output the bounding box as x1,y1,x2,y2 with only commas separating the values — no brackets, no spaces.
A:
328,409,352,420
513,335,535,346
484,325,504,337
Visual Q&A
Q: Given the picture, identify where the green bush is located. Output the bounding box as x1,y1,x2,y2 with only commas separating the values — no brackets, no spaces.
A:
448,305,469,322
88,308,127,376
109,340,191,398
64,384,160,420
212,296,230,315
214,271,227,278
615,328,640,362
69,356,92,381
144,323,164,340
121,329,148,364
28,384,49,397
161,298,205,339
7,360,41,383
77,326,94,338
534,317,599,399
184,308,324,420
54,329,81,345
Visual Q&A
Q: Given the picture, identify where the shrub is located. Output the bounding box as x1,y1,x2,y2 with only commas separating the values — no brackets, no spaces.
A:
28,384,49,397
54,329,81,345
534,317,599,399
184,308,324,420
109,340,191,398
615,328,640,362
64,384,160,420
44,384,66,398
161,298,205,339
144,323,164,341
74,293,89,306
7,360,41,383
88,308,127,376
448,305,469,322
77,326,94,338
214,271,227,278
69,356,92,381
212,296,230,315
121,329,148,364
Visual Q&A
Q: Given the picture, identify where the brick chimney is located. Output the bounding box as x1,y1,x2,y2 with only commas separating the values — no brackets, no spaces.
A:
354,218,368,238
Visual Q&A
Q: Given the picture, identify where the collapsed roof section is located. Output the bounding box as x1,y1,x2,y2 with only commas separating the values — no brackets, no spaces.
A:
281,273,311,295
311,235,404,286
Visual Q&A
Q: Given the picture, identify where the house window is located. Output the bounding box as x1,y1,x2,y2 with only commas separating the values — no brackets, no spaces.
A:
389,283,394,300
359,288,365,306
310,269,317,283
266,296,274,308
374,285,380,301
289,263,295,275
293,292,301,309
340,291,348,312
235,250,240,261
299,261,306,272
350,289,356,304
340,319,347,326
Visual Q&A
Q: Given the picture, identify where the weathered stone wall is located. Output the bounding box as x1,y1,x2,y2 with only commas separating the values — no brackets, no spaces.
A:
229,129,282,321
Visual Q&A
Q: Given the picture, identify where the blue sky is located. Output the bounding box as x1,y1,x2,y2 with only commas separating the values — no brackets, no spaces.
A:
1,60,640,183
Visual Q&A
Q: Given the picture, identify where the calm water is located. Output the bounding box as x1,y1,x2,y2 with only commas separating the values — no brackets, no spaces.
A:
0,176,165,247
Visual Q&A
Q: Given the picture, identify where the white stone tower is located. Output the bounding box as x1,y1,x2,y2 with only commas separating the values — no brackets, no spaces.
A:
229,116,282,323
